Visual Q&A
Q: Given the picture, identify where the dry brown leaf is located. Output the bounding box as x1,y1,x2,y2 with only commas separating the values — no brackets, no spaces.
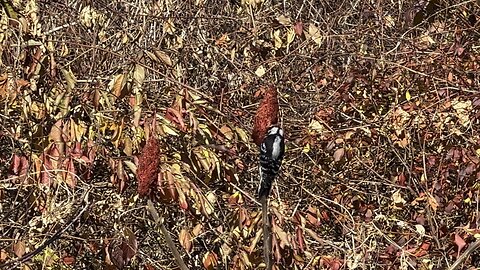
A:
133,64,145,86
13,241,25,258
248,228,263,253
333,148,344,162
153,50,173,66
61,68,77,91
0,248,8,261
202,251,218,270
63,158,76,188
294,21,303,36
110,74,126,98
179,229,192,253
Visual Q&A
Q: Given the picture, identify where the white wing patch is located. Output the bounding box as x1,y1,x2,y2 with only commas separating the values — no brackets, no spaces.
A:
271,136,282,160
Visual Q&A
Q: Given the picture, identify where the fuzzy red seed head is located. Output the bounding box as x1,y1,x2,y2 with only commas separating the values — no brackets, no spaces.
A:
252,86,279,146
137,136,161,196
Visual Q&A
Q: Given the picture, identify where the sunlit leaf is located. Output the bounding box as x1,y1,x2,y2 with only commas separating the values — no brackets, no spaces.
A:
163,19,176,35
203,251,218,270
273,29,282,49
255,65,266,77
276,15,291,26
132,64,145,86
61,68,77,91
153,50,173,66
308,24,323,46
179,229,192,253
162,123,179,136
405,90,411,101
286,27,295,46
235,127,249,143
109,74,126,98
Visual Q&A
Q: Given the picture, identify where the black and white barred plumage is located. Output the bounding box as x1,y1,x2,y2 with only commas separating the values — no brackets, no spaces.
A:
258,126,285,198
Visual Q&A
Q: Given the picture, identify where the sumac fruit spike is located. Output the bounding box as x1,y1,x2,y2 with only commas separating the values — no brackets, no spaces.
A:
137,136,161,196
252,86,279,146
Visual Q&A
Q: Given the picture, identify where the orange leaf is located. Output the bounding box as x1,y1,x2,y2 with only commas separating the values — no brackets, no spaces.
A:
202,251,218,270
179,229,192,253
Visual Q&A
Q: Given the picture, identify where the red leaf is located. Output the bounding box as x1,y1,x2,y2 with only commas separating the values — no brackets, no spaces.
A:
294,21,304,36
454,233,466,256
165,107,187,132
63,256,75,265
64,158,77,188
10,154,21,175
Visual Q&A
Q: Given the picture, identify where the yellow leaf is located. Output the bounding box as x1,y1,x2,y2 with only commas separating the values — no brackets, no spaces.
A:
286,27,295,45
273,29,282,49
162,124,179,136
255,65,266,77
235,127,249,143
144,50,159,63
132,64,145,86
276,15,291,26
204,192,216,215
109,74,126,97
308,120,324,133
420,34,435,45
308,24,323,46
153,50,173,66
384,15,395,27
61,68,77,91
406,90,411,101
163,19,176,35
302,143,310,153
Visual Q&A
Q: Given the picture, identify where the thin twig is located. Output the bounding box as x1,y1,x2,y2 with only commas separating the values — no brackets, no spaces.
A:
0,187,91,270
447,238,480,270
146,199,189,270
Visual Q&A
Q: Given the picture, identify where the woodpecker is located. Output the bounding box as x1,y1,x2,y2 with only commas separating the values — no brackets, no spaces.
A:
258,126,285,198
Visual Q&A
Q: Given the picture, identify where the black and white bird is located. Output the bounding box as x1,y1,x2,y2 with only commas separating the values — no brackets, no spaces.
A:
258,126,285,198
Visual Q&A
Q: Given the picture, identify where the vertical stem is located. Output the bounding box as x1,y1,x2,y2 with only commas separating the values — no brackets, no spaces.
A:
147,200,189,270
261,195,272,270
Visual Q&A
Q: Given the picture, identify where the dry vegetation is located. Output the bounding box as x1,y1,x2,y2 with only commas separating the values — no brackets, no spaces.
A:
1,0,480,269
